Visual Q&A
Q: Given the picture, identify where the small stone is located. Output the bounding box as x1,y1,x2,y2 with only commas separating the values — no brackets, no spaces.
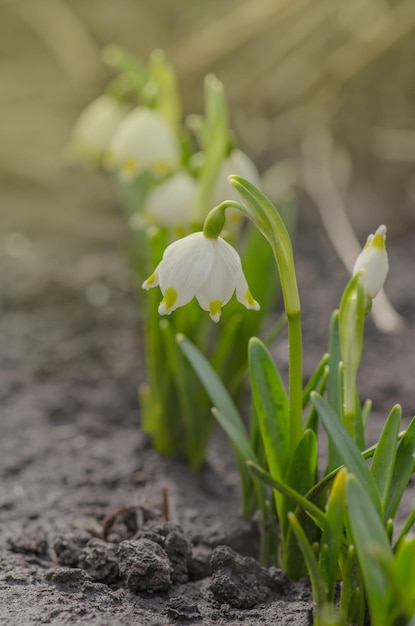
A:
117,539,171,593
167,593,201,621
187,544,212,581
209,545,280,609
135,522,191,584
44,567,92,591
54,531,91,567
78,538,119,583
7,528,49,558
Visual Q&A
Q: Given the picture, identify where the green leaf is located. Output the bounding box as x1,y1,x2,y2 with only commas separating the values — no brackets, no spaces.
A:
319,468,347,602
214,409,266,520
346,474,393,626
385,415,415,520
370,404,401,511
283,429,319,577
288,512,326,609
390,535,415,615
312,393,382,516
327,310,342,417
161,320,210,470
247,460,326,528
178,334,242,428
177,334,262,516
302,353,330,410
248,337,290,479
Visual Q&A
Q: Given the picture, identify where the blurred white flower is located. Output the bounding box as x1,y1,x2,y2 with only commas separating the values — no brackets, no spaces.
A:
70,95,129,163
142,232,260,322
211,149,261,207
106,107,181,180
353,225,389,298
144,172,197,229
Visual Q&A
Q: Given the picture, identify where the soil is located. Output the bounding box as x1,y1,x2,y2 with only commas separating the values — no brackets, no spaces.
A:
1,6,415,626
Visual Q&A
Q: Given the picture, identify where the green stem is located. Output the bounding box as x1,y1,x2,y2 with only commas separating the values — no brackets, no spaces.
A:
288,311,303,452
204,186,303,453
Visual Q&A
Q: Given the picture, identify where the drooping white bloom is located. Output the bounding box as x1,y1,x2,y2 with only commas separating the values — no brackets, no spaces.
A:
143,172,197,229
211,149,262,207
70,95,129,163
142,232,260,322
106,107,181,180
353,225,389,298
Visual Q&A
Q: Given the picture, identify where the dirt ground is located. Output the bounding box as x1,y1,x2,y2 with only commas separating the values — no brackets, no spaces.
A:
1,3,415,625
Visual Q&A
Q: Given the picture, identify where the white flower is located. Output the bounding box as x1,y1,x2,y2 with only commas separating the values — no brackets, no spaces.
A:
143,172,197,229
211,149,262,207
353,225,389,298
105,107,181,180
70,95,129,163
142,232,260,322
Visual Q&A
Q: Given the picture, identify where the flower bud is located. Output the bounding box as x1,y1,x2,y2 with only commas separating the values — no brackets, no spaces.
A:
105,107,181,180
70,95,129,163
143,172,197,229
352,225,389,298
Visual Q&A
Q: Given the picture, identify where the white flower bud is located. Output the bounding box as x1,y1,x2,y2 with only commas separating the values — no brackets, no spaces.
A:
142,232,260,322
70,95,129,163
211,149,261,208
143,172,197,229
105,107,181,180
353,225,389,298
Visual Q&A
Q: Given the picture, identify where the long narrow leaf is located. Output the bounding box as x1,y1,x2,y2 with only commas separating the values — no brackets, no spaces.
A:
319,468,347,602
346,474,393,626
214,408,267,519
249,337,290,479
161,320,209,469
177,334,261,515
302,353,329,409
385,415,415,520
370,404,401,510
177,334,242,428
312,393,382,515
288,512,326,609
247,460,326,528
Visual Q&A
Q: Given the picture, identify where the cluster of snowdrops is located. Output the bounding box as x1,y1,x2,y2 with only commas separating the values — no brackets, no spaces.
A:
71,48,415,626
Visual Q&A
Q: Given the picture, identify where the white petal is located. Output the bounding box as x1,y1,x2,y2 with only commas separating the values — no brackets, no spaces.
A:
71,95,128,162
142,265,159,290
107,107,180,175
144,172,197,228
195,244,236,311
211,149,262,208
157,233,214,310
215,238,260,310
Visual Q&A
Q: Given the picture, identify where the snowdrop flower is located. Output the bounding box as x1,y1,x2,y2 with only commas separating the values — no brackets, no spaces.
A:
70,95,129,163
211,149,262,207
106,107,181,180
353,225,389,298
143,172,197,229
142,232,260,322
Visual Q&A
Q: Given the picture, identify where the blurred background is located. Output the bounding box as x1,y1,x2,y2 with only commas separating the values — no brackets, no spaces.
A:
1,0,415,313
